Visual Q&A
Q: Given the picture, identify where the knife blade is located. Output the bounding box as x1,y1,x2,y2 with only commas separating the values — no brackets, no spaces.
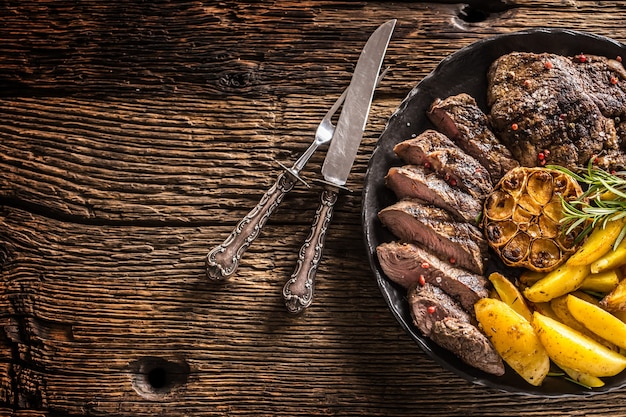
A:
283,19,396,313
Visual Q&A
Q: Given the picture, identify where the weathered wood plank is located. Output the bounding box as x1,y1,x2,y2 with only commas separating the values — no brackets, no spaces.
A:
6,206,626,416
3,1,626,223
4,0,626,416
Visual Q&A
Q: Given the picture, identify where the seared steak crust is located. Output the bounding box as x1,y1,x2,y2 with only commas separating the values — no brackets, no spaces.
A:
376,241,489,310
428,93,519,182
385,164,482,223
488,52,626,170
430,317,505,376
393,130,493,200
378,199,488,274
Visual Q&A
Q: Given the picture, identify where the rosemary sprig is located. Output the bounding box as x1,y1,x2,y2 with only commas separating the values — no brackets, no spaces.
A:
548,160,626,249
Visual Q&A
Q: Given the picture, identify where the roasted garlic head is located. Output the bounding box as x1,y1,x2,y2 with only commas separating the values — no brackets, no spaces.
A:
483,167,584,272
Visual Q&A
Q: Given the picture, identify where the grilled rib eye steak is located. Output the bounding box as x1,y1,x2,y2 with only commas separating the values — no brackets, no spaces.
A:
385,164,482,223
376,241,489,310
407,282,472,337
378,199,488,274
488,52,626,170
428,93,519,182
430,317,505,376
393,130,493,200
409,283,504,376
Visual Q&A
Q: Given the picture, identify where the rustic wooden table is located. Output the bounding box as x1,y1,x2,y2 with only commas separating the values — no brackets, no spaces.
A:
3,1,626,415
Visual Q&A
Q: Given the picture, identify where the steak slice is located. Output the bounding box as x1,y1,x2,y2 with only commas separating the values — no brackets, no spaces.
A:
393,130,493,200
385,164,482,224
407,282,472,337
488,52,626,170
430,317,505,376
378,199,487,274
376,241,489,310
427,93,519,182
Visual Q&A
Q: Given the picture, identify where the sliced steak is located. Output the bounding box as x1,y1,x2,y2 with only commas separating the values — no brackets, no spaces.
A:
376,241,489,310
378,199,487,274
488,52,626,170
430,317,505,376
393,130,493,200
385,164,482,224
407,282,472,337
427,93,519,181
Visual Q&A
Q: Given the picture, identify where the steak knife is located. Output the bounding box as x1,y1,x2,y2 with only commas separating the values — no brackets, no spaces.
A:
283,19,396,313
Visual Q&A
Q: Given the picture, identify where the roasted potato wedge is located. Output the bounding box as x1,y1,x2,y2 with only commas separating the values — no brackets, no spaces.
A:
533,302,560,321
567,218,626,266
591,237,626,273
601,277,626,312
571,290,602,305
578,270,620,294
532,312,626,377
523,263,589,303
550,295,591,334
551,295,618,351
567,294,626,350
519,269,545,287
475,298,549,386
554,361,605,388
488,272,532,321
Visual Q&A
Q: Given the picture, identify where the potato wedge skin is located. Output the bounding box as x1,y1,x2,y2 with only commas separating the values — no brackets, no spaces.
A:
591,237,626,273
567,294,626,350
578,270,620,294
475,299,549,386
532,312,626,377
488,272,532,321
551,295,619,351
567,218,626,266
523,264,589,303
551,295,592,335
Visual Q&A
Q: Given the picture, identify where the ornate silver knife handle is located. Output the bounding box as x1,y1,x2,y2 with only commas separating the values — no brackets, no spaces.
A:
283,187,338,313
206,172,296,281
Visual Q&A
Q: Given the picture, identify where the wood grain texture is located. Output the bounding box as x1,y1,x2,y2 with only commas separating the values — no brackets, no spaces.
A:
4,0,626,415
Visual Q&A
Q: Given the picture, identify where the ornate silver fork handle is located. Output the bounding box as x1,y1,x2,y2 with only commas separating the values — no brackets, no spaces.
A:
206,172,296,281
283,187,338,313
